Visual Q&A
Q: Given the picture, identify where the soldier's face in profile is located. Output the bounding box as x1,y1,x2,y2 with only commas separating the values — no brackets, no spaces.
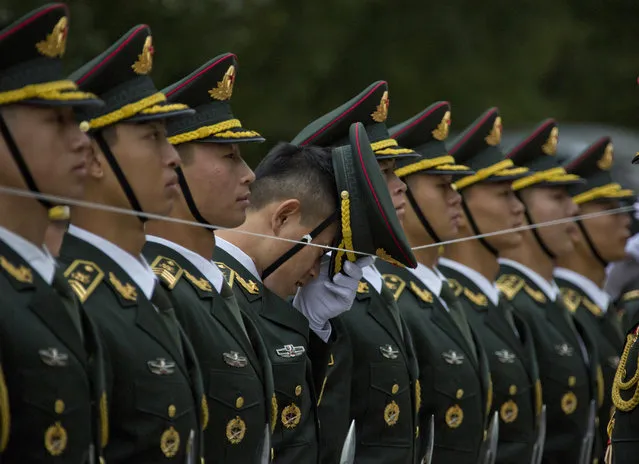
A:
521,186,578,257
0,105,91,200
263,200,337,298
96,120,181,215
378,159,407,222
403,173,461,244
573,199,630,262
179,142,255,228
463,182,525,251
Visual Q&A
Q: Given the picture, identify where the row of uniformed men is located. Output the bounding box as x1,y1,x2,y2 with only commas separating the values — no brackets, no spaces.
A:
1,3,638,464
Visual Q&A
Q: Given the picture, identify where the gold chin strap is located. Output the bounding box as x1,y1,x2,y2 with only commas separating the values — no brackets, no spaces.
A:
0,80,97,105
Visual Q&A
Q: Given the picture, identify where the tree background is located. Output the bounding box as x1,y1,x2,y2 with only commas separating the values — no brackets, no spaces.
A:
2,0,638,166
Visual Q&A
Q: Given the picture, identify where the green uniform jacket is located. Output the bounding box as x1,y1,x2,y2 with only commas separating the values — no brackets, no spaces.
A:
59,234,205,463
556,277,624,463
144,241,276,464
497,264,600,464
316,267,419,464
610,322,639,464
439,264,541,464
214,247,327,464
375,261,491,464
0,238,107,463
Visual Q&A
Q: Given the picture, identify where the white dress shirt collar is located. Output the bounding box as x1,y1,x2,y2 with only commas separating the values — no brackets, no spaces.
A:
215,237,262,282
554,267,610,312
499,258,559,301
0,226,56,284
439,257,500,306
362,259,383,294
408,262,444,297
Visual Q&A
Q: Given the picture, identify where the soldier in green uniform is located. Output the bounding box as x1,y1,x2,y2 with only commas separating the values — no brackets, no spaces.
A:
376,103,497,464
142,53,276,463
497,119,602,464
57,25,206,463
553,137,632,464
438,107,543,463
291,81,421,464
0,4,109,462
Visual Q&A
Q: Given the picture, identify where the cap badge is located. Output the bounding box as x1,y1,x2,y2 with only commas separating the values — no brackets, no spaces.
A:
597,143,614,170
209,65,236,101
541,127,559,156
132,36,154,75
371,90,390,123
36,16,68,58
485,116,502,146
432,110,451,141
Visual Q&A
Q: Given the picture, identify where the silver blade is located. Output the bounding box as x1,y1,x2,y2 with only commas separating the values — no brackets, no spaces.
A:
420,415,435,464
532,404,547,464
339,420,356,464
185,429,195,464
484,411,499,464
578,400,596,464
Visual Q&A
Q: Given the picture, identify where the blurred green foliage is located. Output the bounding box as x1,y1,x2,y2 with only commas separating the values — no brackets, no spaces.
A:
3,0,638,165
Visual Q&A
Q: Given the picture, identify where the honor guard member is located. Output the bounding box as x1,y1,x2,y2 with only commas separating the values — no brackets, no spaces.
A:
438,107,542,463
0,4,109,462
57,26,206,463
554,138,632,464
213,139,344,464
291,81,421,464
45,205,70,257
497,120,601,464
143,53,276,463
377,103,496,464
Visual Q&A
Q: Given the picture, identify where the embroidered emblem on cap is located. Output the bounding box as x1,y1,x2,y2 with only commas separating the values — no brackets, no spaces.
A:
561,391,578,414
160,426,180,457
542,127,559,156
445,404,463,428
132,36,154,75
44,422,67,455
281,403,301,429
147,358,176,375
223,351,248,368
226,416,246,444
597,143,614,170
36,16,68,58
275,344,305,358
442,350,465,365
500,400,519,423
485,116,502,146
554,343,574,357
380,344,399,360
209,65,236,101
432,111,451,141
371,90,390,123
384,401,400,426
39,348,68,367
494,349,517,364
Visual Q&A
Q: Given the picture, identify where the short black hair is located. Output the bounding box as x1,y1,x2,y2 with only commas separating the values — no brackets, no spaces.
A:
250,142,337,224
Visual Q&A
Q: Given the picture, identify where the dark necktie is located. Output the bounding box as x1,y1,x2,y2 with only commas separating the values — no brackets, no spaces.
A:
379,284,404,340
219,280,249,338
498,298,520,339
439,282,477,361
151,284,184,359
52,268,84,341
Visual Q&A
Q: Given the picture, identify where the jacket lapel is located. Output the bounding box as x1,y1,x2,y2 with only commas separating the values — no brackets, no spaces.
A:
431,299,479,370
258,290,309,341
484,303,527,361
366,285,406,356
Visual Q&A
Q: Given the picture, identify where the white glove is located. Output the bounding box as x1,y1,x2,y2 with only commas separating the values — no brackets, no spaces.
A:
293,256,375,342
626,233,639,262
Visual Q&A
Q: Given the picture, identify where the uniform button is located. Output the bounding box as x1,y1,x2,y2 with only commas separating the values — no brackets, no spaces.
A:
236,397,244,409
392,384,399,395
54,399,65,414
168,404,176,418
295,385,302,397
456,389,464,399
509,385,517,395
568,376,576,387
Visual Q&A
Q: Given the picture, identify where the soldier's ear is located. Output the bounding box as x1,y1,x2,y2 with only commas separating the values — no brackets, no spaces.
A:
88,138,105,179
271,198,302,236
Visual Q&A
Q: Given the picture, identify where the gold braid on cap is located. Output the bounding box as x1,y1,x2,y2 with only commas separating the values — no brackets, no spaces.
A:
167,119,261,145
334,191,356,275
0,80,97,106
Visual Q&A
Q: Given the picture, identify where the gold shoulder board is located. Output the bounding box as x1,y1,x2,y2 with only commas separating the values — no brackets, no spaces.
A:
496,274,525,301
184,270,212,292
560,287,582,313
409,281,433,303
357,281,370,294
150,256,183,290
622,290,639,302
63,260,104,303
383,274,406,300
